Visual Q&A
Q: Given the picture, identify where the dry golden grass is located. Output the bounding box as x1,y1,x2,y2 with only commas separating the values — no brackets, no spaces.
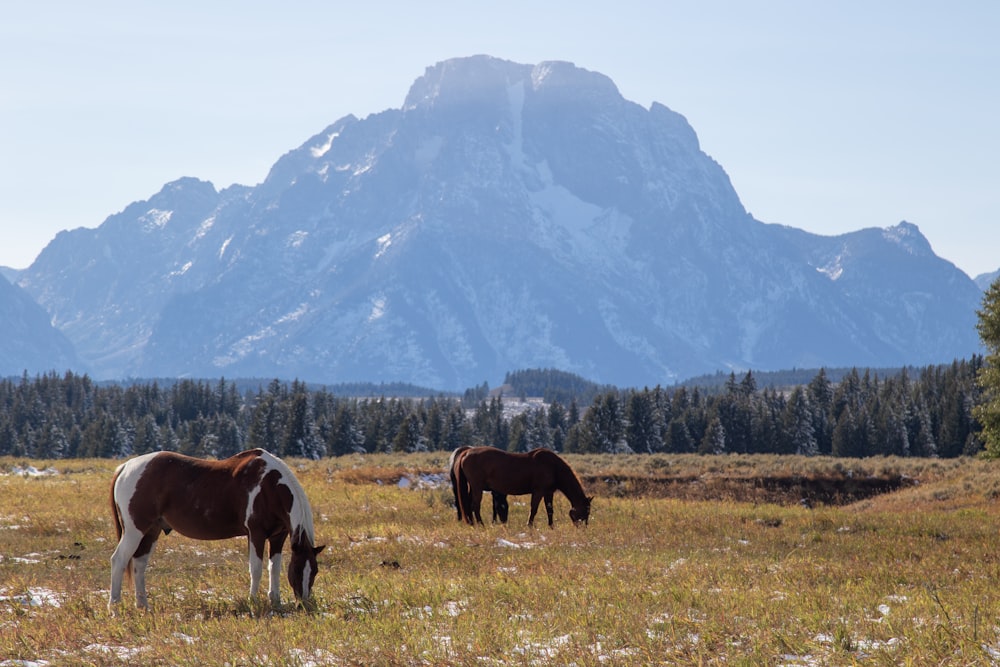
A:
3,453,1000,665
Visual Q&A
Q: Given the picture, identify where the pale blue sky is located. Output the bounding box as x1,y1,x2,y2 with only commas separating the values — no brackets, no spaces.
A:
2,2,998,276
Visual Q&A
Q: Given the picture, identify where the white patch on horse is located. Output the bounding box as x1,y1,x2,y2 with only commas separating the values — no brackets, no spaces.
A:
247,541,264,598
113,452,158,519
109,452,159,608
301,560,313,599
243,453,275,530
256,450,315,545
268,551,283,604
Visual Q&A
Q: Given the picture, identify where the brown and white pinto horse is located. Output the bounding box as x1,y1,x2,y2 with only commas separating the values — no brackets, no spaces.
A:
457,447,592,527
109,448,324,610
448,446,508,523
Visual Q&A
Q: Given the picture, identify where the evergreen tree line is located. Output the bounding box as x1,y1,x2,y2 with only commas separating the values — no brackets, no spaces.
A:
0,358,984,461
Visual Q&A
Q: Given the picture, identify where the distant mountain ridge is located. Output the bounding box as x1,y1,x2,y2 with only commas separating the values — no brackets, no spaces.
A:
10,55,986,388
0,272,78,375
976,269,1000,290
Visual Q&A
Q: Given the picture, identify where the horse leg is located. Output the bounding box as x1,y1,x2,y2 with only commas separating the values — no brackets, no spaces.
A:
247,534,267,599
267,534,287,606
459,479,474,524
544,492,555,528
470,486,485,525
491,492,509,524
131,530,160,610
109,526,144,609
528,493,543,527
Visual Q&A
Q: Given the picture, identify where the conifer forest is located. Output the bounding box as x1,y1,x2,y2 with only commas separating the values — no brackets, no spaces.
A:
0,359,983,461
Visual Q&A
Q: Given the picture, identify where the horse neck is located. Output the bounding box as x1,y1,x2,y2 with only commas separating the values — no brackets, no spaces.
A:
288,492,315,547
260,452,315,546
292,523,314,549
554,458,586,506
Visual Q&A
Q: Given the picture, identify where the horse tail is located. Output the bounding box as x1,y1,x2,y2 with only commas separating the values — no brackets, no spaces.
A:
110,465,133,589
455,452,473,524
448,447,468,521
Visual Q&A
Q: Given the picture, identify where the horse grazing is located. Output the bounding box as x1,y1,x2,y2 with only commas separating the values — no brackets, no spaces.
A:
457,447,592,527
109,448,324,610
448,446,508,523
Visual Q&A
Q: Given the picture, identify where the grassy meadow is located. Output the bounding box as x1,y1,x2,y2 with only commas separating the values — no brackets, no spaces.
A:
3,452,1000,665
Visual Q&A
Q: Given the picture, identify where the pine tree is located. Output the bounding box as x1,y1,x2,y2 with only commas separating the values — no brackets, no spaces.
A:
807,368,834,454
699,415,726,455
626,390,661,453
975,278,1000,457
392,413,423,452
547,401,567,452
666,418,694,453
784,387,817,456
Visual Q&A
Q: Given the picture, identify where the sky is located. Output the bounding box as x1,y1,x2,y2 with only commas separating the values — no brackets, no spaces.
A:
2,2,998,277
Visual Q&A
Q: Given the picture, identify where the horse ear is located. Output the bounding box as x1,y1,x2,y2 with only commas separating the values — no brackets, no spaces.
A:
587,496,594,503
314,545,326,556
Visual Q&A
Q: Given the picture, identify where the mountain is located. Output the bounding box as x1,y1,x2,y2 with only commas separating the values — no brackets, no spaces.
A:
976,269,1000,291
0,272,79,376
0,267,21,283
14,56,985,389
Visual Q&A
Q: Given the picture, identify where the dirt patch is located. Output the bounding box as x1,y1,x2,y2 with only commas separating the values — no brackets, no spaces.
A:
583,473,917,506
332,462,917,507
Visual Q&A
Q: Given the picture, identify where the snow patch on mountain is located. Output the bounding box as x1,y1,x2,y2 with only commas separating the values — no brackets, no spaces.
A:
818,256,845,281
310,132,339,158
141,209,172,231
193,216,215,243
168,261,192,278
368,295,387,322
277,302,309,325
376,233,392,259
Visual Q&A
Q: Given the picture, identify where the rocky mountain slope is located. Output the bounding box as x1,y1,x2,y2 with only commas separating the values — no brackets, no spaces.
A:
12,56,984,388
0,273,78,376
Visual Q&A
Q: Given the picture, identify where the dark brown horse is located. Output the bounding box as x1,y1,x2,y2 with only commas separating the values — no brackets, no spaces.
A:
109,448,324,610
457,447,591,527
448,446,508,523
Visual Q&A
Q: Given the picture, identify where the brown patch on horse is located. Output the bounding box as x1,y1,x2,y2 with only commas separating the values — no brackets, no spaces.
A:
247,468,295,541
127,450,265,543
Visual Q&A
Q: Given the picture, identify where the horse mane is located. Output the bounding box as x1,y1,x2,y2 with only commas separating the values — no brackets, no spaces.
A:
535,448,587,504
256,449,315,545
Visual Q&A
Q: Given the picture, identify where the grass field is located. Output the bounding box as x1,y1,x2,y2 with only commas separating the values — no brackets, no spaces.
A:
3,452,1000,665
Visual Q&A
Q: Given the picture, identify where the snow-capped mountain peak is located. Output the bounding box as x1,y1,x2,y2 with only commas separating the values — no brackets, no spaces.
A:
13,56,984,387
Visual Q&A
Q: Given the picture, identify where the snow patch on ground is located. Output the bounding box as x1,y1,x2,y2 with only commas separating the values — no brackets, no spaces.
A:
84,645,146,662
0,588,62,607
5,465,58,477
396,473,447,490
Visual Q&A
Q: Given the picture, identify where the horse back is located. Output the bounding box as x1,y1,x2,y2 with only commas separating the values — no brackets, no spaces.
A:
115,449,268,541
460,447,552,496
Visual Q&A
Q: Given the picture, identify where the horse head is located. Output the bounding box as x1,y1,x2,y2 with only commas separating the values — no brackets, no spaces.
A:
288,538,325,602
569,496,593,526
